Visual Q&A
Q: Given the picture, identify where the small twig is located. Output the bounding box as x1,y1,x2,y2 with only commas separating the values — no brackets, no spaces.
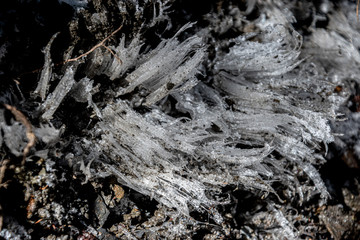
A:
65,24,123,64
14,25,123,81
0,159,10,189
3,104,36,165
0,159,10,232
102,45,122,63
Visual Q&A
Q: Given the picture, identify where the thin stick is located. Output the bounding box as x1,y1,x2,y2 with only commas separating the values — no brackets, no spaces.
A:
0,159,10,188
4,104,36,165
0,159,10,231
103,45,123,64
15,25,123,80
65,24,123,64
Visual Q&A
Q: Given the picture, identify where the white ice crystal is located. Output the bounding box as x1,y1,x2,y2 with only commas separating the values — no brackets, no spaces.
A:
58,0,88,9
71,22,343,230
41,66,76,120
33,33,58,101
30,1,354,238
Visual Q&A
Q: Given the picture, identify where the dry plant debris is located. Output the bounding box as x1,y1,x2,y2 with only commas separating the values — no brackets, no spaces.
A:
65,25,123,65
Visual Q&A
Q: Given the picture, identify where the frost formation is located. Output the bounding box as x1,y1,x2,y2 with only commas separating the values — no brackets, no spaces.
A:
4,0,356,238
